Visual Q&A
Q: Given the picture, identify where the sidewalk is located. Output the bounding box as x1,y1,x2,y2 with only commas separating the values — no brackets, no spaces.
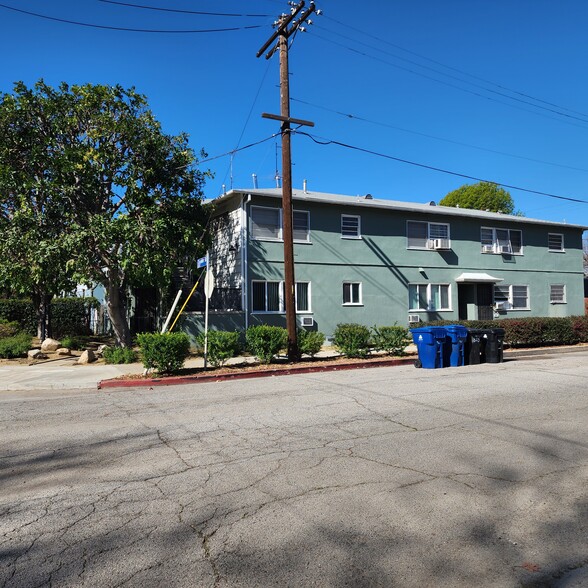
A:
0,344,586,392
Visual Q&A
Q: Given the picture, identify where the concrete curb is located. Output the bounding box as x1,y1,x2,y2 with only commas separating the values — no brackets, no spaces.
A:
97,357,417,389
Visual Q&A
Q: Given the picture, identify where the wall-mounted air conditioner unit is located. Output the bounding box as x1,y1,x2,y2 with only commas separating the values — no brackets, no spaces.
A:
433,238,450,250
300,316,314,327
408,314,421,323
482,244,494,253
498,245,512,254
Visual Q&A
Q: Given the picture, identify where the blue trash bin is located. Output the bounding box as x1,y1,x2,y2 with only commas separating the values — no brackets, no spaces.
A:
411,327,447,369
444,325,468,367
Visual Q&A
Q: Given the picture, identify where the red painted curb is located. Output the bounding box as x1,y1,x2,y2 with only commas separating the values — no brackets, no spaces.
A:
97,357,416,390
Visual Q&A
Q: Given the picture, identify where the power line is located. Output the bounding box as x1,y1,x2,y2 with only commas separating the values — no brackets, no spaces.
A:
198,134,279,164
295,130,588,205
324,15,588,121
98,0,270,18
0,3,263,33
290,96,588,174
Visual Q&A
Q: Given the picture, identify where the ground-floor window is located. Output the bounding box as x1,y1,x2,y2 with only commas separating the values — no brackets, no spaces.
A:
550,284,566,304
408,283,450,311
343,282,362,305
494,284,529,310
252,280,311,313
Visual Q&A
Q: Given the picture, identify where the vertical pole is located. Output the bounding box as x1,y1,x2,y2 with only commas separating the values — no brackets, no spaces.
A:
279,26,299,362
203,251,210,370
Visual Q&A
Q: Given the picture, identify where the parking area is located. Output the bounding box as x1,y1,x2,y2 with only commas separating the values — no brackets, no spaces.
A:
1,352,587,587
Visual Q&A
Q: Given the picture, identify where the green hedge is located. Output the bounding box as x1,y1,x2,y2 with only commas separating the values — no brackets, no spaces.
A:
136,332,190,375
420,316,588,348
0,333,32,359
0,297,99,337
333,323,371,358
246,325,287,364
197,330,241,367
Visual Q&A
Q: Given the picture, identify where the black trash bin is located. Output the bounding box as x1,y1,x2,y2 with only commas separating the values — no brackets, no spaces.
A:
485,328,505,363
466,328,487,364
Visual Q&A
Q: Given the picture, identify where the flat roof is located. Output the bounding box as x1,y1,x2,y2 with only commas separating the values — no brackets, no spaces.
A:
214,188,587,231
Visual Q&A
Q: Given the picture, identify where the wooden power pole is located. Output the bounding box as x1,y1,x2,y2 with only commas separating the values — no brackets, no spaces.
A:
257,1,318,362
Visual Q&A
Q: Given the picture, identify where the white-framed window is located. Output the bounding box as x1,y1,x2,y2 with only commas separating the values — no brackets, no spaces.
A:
341,214,361,239
293,210,310,242
481,227,523,254
550,284,566,304
251,280,311,313
408,283,451,311
343,282,362,305
494,284,529,310
407,221,450,249
548,233,565,252
251,206,281,240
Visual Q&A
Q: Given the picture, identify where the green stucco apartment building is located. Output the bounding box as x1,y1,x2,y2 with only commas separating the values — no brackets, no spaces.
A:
183,188,586,341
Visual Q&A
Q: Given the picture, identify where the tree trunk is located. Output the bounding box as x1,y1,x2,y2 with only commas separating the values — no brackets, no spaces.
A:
32,290,51,341
105,282,132,347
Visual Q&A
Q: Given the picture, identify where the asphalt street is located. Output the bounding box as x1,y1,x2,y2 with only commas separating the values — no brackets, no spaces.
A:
1,352,587,587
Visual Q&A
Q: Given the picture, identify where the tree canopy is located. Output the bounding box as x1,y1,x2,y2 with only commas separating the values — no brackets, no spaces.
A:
0,80,211,346
439,181,516,214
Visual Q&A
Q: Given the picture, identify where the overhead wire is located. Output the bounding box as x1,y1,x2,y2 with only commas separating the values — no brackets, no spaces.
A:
290,96,588,174
198,134,279,165
294,130,588,205
98,0,270,18
0,2,263,33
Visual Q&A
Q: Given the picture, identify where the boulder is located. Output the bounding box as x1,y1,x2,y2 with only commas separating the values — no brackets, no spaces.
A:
77,349,97,365
28,349,48,360
56,348,71,356
41,338,61,353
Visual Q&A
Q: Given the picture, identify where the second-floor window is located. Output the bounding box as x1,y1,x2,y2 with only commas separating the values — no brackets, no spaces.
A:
548,233,564,252
251,206,310,242
341,214,361,238
481,227,523,254
407,221,450,249
293,211,310,242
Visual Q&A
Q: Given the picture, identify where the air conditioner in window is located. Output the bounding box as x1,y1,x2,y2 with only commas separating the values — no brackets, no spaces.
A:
482,244,494,253
408,314,421,324
498,245,512,254
432,238,450,250
300,316,314,327
494,301,508,310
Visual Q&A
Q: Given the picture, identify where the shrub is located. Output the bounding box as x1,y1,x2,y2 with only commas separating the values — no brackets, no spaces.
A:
0,320,20,339
372,325,411,356
0,299,36,333
103,346,138,364
246,325,287,364
297,329,325,358
60,335,89,351
333,323,371,358
51,297,100,338
0,333,32,359
197,330,241,367
136,332,190,375
571,315,588,343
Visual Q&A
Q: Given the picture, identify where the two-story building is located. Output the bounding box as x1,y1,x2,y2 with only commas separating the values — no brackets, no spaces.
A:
181,188,586,341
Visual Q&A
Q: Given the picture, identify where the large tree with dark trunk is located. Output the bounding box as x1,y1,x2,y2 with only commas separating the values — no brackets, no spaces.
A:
0,80,210,346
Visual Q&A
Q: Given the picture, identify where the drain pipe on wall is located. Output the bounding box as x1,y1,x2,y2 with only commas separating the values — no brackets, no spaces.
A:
242,193,252,331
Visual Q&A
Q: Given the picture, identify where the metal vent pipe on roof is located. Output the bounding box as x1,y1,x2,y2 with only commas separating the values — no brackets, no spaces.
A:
303,179,308,193
252,173,258,189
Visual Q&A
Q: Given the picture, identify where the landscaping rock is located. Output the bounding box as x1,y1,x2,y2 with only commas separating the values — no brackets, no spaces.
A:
77,349,96,365
56,348,71,356
41,338,61,352
28,349,48,360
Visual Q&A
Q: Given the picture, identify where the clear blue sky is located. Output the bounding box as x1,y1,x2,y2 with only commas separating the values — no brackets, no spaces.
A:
2,0,588,230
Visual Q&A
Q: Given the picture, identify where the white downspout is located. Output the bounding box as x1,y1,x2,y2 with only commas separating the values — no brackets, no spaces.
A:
242,194,251,330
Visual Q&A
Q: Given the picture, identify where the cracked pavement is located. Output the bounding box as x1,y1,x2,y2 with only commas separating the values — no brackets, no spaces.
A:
1,352,587,587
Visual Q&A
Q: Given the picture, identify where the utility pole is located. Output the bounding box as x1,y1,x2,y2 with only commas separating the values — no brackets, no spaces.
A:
257,0,320,362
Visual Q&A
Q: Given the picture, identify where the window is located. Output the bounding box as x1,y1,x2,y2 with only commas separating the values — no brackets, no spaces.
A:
293,210,310,242
493,284,529,310
550,284,566,303
408,284,450,311
548,233,564,252
407,221,450,249
251,206,281,240
252,280,311,313
343,282,362,305
481,227,523,254
341,214,361,238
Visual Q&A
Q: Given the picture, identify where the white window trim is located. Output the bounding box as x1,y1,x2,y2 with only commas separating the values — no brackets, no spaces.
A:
293,209,311,243
341,214,362,239
548,233,565,253
251,280,312,313
295,281,312,313
480,226,524,255
493,284,530,311
342,281,363,306
408,283,452,312
251,205,282,242
550,284,566,304
406,220,451,250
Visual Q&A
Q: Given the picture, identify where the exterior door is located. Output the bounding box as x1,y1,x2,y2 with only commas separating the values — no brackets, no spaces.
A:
476,284,494,320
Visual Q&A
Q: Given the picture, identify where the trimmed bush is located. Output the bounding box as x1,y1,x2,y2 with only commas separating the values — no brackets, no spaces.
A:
0,320,20,339
0,333,32,359
197,330,241,367
103,346,138,364
372,325,411,356
333,323,371,358
0,299,36,334
246,325,287,364
51,297,100,338
60,335,89,351
297,329,325,358
571,315,588,343
136,332,190,375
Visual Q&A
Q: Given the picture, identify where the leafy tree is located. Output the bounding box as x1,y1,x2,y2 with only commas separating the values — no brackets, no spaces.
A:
439,181,516,214
0,80,211,346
